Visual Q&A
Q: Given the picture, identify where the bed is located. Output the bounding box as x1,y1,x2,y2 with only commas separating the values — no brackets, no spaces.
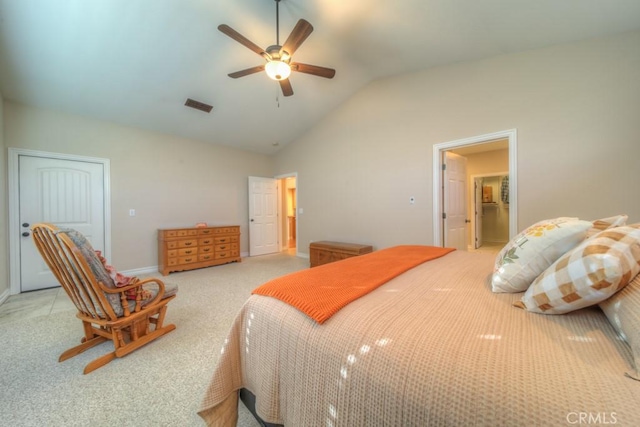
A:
198,245,640,426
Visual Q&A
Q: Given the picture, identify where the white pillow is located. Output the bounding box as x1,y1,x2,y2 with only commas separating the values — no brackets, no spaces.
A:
491,217,592,293
515,224,640,314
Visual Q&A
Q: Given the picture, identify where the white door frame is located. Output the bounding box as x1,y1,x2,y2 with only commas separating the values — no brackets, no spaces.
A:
274,172,298,256
8,148,112,295
433,129,517,247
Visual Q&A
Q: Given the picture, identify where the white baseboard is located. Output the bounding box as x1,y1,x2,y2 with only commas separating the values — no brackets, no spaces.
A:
120,266,161,277
297,252,310,259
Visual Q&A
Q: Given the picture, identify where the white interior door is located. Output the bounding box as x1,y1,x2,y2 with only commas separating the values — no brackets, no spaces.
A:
19,155,106,292
443,152,468,250
248,176,278,256
474,178,483,249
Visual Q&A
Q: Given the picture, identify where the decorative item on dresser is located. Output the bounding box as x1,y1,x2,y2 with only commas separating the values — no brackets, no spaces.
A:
158,226,241,275
309,241,373,267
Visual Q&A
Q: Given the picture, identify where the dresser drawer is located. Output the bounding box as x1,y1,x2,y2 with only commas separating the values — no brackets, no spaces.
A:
215,251,232,259
214,226,240,234
198,228,215,236
199,237,214,246
198,253,215,262
166,241,178,250
167,257,178,267
167,249,178,258
200,245,214,254
215,243,234,252
178,255,197,265
178,247,198,256
177,239,198,248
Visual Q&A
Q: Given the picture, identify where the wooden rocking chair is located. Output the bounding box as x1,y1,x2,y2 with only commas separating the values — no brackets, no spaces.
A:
31,223,177,374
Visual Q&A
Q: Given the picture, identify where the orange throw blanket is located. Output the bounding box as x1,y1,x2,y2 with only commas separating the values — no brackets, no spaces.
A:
252,245,455,324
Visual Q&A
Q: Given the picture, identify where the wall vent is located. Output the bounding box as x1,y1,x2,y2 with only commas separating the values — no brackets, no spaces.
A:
185,98,213,113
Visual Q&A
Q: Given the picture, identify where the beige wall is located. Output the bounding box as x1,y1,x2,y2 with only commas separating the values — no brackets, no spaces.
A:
274,31,640,254
4,102,274,271
0,91,8,299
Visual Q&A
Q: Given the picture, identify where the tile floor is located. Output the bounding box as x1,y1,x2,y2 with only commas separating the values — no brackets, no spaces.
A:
0,286,75,326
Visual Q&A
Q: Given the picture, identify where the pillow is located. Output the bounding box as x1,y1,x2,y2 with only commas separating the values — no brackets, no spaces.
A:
514,224,640,315
599,274,640,381
491,217,592,293
587,214,628,238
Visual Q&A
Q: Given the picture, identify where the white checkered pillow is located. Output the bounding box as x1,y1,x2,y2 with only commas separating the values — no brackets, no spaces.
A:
599,274,640,380
492,217,592,293
515,224,640,314
587,214,628,238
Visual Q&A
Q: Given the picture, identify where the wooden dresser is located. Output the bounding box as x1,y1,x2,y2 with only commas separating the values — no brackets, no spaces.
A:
309,241,373,268
158,226,241,275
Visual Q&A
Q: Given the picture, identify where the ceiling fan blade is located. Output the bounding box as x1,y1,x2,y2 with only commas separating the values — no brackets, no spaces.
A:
279,79,294,97
280,19,313,57
218,24,269,59
228,65,265,79
291,62,336,79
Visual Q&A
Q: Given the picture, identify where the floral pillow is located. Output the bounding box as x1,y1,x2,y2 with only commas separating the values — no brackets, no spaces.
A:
491,217,592,293
515,224,640,315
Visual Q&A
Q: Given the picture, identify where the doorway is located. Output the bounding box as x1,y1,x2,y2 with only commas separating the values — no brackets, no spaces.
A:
276,173,298,256
247,174,298,257
8,148,111,295
432,129,517,248
472,173,510,251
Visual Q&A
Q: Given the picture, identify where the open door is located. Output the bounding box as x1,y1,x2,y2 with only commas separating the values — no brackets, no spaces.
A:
443,152,468,250
248,176,279,256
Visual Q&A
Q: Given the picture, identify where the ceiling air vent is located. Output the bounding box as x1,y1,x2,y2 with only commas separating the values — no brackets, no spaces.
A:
185,98,213,113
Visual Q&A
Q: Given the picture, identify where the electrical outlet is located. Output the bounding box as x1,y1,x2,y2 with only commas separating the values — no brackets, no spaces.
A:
129,209,136,216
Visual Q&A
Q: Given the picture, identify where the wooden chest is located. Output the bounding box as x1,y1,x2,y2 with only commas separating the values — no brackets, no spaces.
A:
158,226,241,275
309,241,373,268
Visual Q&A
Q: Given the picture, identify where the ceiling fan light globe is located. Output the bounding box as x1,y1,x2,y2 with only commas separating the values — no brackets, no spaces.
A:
265,61,291,81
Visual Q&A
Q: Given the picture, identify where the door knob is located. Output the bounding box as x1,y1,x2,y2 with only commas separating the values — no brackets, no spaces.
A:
22,222,29,227
22,232,30,237
465,219,471,223
250,219,254,222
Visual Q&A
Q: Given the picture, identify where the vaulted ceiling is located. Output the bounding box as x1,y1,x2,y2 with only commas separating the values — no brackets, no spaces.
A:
1,0,639,154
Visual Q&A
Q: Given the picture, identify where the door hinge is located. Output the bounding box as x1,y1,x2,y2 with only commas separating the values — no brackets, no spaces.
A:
442,212,447,219
442,164,446,171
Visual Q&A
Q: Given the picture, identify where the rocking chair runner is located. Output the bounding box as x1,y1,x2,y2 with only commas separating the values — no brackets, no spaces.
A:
31,223,177,374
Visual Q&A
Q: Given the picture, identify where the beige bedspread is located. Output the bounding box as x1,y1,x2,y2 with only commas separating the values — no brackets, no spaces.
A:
199,250,640,426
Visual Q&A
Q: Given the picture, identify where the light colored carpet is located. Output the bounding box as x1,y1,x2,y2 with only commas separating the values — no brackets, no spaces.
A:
0,253,308,426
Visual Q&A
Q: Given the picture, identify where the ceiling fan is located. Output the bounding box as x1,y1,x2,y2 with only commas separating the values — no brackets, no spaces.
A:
218,0,335,97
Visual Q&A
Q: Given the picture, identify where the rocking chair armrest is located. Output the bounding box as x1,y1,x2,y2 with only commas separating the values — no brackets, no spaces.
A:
132,277,167,307
99,278,166,305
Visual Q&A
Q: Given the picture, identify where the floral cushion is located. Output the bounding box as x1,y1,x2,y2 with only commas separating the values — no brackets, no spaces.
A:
60,229,124,317
515,224,640,315
60,229,176,317
491,217,592,293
